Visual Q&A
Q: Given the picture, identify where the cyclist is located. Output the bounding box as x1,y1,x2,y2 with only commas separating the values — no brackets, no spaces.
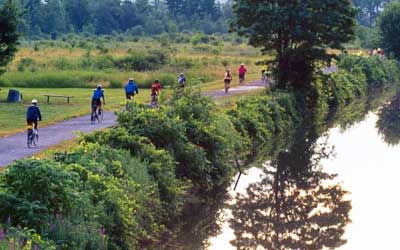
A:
238,63,247,85
178,73,186,88
151,80,161,96
151,80,162,107
26,99,42,130
224,69,232,94
261,66,267,83
125,78,139,100
92,84,105,117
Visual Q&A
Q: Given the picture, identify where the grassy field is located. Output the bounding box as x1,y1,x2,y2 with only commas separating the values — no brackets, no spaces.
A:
0,87,152,137
0,37,268,137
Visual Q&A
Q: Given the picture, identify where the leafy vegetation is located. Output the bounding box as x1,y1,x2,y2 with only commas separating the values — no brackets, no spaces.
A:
378,1,400,60
0,0,232,38
0,0,20,74
2,54,399,248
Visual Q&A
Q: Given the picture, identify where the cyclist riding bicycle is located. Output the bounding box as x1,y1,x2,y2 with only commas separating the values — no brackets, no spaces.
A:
151,80,161,96
224,69,233,94
151,80,162,108
238,63,248,85
26,99,42,130
261,66,267,79
178,73,186,88
125,78,139,100
92,84,105,115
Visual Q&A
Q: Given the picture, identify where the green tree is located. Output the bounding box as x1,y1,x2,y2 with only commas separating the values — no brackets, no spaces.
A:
65,0,91,32
0,0,20,74
353,0,391,27
232,0,356,89
378,1,400,60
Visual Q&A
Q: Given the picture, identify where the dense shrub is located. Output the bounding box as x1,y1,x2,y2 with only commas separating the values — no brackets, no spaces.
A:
337,55,399,88
115,88,241,190
113,50,169,71
17,57,36,72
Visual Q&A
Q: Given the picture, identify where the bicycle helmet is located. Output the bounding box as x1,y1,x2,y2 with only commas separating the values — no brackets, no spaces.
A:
31,99,38,104
97,84,102,89
129,77,134,81
155,80,159,83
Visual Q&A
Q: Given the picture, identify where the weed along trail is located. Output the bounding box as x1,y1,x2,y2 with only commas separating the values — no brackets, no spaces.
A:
0,111,116,167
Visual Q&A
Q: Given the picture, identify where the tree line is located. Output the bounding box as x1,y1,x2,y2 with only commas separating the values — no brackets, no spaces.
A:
0,0,233,39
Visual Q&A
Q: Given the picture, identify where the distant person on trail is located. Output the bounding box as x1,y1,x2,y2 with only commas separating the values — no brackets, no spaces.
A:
125,78,139,100
178,73,186,88
261,66,267,79
238,63,247,85
26,99,42,130
92,84,105,114
224,69,232,94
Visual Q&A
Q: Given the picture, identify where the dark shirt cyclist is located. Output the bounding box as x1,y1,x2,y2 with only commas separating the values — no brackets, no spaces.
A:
125,78,139,100
178,73,186,88
26,99,42,129
92,84,105,112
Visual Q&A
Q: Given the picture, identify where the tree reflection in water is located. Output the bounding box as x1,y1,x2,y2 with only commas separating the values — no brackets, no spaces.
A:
229,128,351,250
377,92,400,146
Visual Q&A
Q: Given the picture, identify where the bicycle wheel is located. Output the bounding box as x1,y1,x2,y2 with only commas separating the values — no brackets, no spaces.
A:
98,108,104,123
27,130,33,148
33,131,39,146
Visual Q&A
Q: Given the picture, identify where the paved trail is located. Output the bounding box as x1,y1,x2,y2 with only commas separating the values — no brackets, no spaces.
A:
0,81,267,167
0,112,116,166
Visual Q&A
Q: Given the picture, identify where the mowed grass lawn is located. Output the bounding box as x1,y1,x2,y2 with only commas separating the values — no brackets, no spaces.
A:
0,87,151,137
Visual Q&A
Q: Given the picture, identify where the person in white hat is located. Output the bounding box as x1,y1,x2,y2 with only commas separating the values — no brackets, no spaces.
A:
26,99,42,130
125,77,139,100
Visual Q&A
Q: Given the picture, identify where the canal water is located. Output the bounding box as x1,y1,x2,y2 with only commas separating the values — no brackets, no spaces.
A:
206,108,400,250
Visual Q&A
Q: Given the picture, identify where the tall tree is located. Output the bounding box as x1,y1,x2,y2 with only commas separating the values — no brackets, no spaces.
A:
232,0,356,90
65,0,91,32
378,1,400,59
41,0,67,36
353,0,391,26
0,0,20,74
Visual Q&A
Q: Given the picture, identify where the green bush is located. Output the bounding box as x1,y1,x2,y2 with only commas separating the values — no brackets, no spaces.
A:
337,55,396,88
17,57,36,72
114,49,169,71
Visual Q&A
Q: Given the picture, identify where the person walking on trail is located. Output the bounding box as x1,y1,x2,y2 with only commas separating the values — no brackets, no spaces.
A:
125,78,139,100
178,73,186,88
238,63,247,85
92,84,105,115
224,69,233,94
26,99,42,130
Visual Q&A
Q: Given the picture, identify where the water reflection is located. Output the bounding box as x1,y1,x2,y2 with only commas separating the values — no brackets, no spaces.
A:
377,93,400,145
229,128,351,250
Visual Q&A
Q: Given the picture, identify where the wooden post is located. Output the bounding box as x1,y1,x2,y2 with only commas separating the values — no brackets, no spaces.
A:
47,96,50,104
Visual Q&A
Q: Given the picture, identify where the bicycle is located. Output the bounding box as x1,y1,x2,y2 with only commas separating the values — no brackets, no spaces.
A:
151,94,159,108
91,104,103,124
27,124,39,148
239,75,245,85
